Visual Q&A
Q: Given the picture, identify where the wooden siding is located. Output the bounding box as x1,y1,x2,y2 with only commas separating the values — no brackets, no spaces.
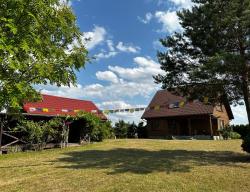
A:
146,115,213,138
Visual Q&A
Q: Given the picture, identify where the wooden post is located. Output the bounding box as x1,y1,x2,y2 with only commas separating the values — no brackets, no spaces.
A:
188,118,192,136
0,122,3,155
209,115,213,137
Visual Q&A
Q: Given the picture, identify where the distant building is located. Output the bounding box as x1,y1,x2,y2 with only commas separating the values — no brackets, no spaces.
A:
141,90,234,139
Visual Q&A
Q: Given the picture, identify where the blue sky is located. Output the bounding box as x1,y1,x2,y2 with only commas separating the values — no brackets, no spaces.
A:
40,0,248,125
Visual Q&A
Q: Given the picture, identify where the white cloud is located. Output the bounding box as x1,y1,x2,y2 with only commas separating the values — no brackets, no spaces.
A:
116,42,141,53
83,26,107,50
107,40,115,51
96,71,119,83
169,0,193,9
94,51,118,60
155,11,182,33
97,101,147,124
108,56,164,82
231,104,248,125
94,40,140,60
138,12,153,24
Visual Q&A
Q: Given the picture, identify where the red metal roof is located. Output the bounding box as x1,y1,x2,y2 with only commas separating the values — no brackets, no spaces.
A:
23,94,107,120
142,90,215,119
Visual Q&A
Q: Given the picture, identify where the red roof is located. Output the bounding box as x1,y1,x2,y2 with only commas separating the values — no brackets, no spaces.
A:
23,94,107,120
142,90,215,119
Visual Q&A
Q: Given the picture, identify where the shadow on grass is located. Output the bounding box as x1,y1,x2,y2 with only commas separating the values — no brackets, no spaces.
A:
55,148,250,174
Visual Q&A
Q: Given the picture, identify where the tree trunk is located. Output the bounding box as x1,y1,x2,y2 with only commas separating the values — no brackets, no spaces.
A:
0,118,3,155
242,80,250,125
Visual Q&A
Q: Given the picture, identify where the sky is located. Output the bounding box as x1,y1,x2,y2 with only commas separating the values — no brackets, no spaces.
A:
39,0,248,125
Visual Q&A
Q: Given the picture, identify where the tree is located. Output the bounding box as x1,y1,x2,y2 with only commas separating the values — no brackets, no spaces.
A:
154,0,250,123
127,122,137,138
0,0,88,111
114,120,129,138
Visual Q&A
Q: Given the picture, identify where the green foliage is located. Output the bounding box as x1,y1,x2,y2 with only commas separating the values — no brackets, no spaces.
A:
229,132,241,140
113,120,147,139
219,126,241,140
114,120,129,138
137,122,147,138
127,122,137,138
219,126,232,140
242,134,250,153
154,0,250,123
68,112,113,142
14,118,64,149
0,0,88,111
230,124,250,138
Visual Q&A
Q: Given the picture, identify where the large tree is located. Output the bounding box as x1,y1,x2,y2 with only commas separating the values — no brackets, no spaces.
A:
0,0,88,111
154,0,250,123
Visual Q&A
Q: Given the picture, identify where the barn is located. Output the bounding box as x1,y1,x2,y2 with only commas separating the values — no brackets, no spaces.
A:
0,94,106,151
142,90,234,139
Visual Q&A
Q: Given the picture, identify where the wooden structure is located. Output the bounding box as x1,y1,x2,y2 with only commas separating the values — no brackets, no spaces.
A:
0,94,106,153
141,90,234,139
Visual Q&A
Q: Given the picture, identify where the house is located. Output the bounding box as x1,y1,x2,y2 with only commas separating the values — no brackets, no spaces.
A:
141,90,234,139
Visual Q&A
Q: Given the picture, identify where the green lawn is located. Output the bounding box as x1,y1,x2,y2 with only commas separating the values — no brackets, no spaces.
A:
0,139,250,192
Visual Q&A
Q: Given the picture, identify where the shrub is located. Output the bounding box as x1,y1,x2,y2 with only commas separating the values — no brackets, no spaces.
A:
242,134,250,153
229,132,241,139
219,126,232,140
14,118,64,150
231,124,250,138
70,112,113,142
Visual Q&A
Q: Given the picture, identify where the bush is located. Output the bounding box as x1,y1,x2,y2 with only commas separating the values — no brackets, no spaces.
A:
219,126,232,140
229,132,241,139
242,134,250,153
14,118,63,150
231,124,250,138
70,112,113,142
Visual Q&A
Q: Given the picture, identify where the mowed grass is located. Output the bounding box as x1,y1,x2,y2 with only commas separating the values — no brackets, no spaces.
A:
0,139,250,192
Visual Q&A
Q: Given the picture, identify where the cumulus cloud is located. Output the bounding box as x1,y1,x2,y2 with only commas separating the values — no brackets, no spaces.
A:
116,42,141,53
96,71,119,83
155,11,182,33
108,56,164,82
83,26,107,50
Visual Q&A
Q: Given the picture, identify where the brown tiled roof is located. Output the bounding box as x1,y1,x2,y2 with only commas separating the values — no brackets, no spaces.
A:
141,90,214,119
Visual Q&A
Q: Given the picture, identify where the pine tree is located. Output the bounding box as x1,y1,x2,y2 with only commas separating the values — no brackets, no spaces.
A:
154,0,250,123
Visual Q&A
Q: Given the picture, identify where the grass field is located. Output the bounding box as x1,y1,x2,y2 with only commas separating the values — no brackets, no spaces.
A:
0,139,250,192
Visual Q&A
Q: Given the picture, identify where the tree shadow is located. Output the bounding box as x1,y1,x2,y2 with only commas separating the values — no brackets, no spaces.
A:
55,148,250,174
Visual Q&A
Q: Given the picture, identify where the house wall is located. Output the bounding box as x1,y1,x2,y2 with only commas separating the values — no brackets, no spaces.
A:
146,115,212,138
213,105,230,134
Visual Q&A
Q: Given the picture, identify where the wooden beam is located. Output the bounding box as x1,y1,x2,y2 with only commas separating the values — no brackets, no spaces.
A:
188,118,192,136
209,115,213,137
